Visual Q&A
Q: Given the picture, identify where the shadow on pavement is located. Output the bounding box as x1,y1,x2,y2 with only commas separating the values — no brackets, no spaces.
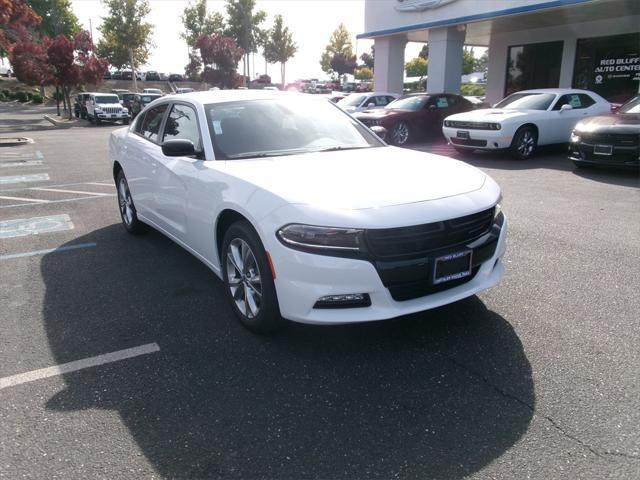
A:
42,224,534,479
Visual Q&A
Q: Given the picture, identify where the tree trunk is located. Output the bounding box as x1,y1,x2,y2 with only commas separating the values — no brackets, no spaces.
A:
65,86,73,120
281,62,285,88
55,86,60,116
130,48,138,92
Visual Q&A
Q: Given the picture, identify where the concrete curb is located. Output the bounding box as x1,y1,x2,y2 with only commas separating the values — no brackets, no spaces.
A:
44,114,76,128
0,137,34,147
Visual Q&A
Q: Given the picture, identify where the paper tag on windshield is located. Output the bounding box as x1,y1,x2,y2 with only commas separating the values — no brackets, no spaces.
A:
212,120,222,135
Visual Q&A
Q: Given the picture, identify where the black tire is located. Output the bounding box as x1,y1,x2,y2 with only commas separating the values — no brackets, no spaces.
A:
75,111,79,118
390,121,411,146
95,116,102,125
81,112,86,119
510,125,537,160
221,220,283,334
115,170,147,234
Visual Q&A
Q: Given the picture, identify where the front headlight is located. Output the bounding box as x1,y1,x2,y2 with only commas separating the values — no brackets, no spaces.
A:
94,108,103,113
490,123,501,131
277,224,363,252
570,131,580,143
494,193,503,220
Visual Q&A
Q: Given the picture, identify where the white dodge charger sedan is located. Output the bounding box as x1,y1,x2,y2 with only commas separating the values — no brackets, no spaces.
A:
442,88,611,159
110,91,506,332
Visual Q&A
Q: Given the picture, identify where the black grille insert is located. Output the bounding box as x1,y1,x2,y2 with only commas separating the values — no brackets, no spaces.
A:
580,132,639,147
365,207,495,259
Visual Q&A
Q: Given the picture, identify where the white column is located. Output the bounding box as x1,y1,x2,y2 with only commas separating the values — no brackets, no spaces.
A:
373,35,407,95
559,38,577,88
485,34,508,105
426,26,466,94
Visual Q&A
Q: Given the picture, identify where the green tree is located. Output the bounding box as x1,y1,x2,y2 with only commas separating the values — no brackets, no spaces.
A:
28,0,80,37
463,47,475,75
354,66,373,81
224,0,266,80
405,57,427,77
320,23,356,79
474,50,488,74
97,0,153,92
263,15,296,87
360,46,374,70
181,0,225,46
418,44,429,60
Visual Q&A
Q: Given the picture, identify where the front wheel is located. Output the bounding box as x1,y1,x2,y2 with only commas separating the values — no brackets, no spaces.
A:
222,221,282,334
390,121,411,146
510,126,537,159
116,170,146,234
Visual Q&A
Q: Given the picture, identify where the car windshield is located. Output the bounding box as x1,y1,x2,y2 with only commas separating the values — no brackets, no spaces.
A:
338,94,367,107
95,95,119,104
205,96,383,160
619,96,640,114
494,92,556,110
386,95,428,111
141,95,160,102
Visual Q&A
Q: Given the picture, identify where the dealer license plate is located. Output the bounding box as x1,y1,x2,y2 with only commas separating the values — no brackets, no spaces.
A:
110,114,116,118
594,144,613,155
457,130,470,139
433,250,472,285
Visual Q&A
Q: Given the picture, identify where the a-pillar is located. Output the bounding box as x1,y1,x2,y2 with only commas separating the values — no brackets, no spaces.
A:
373,35,407,95
426,26,466,94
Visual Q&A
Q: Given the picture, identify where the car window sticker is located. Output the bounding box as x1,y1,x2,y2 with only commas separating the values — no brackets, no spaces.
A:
437,97,449,108
569,95,581,108
212,120,223,135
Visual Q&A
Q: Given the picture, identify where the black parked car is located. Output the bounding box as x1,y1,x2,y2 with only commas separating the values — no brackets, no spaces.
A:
130,93,162,118
169,73,184,82
146,71,160,81
73,93,91,119
103,71,112,80
112,71,122,80
570,96,640,170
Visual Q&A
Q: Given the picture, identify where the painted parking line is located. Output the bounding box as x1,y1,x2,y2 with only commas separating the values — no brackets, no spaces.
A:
0,173,50,185
31,187,112,196
0,343,160,390
0,214,73,239
0,242,97,260
0,179,113,194
0,150,43,159
0,195,50,204
85,182,114,187
0,160,45,168
0,195,116,209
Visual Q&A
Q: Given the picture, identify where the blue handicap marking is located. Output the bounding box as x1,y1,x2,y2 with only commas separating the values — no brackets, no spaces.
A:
0,214,74,239
0,173,50,185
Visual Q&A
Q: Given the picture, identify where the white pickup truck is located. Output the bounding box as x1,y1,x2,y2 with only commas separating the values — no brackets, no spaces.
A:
86,93,130,125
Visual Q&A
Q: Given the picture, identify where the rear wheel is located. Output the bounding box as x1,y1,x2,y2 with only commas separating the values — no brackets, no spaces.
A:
116,170,146,234
510,126,537,159
390,121,411,146
222,221,282,334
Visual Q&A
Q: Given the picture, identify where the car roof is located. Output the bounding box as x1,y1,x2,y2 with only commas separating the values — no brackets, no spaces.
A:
514,88,597,95
165,90,339,106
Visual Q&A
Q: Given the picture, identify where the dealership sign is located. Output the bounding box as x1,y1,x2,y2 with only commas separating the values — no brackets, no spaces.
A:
395,0,458,12
594,56,640,83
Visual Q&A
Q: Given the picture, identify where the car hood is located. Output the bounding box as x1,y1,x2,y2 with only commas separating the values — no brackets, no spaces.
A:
222,146,486,210
446,108,539,122
97,103,123,108
575,114,640,133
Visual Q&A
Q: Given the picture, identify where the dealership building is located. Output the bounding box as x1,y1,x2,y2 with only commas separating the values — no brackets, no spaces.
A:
359,0,640,104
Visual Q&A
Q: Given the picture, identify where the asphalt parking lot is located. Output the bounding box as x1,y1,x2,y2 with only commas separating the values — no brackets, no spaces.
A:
1,105,639,479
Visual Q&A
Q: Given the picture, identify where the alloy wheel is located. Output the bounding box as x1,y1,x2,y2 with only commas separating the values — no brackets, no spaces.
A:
226,238,262,319
392,122,409,145
517,130,535,157
118,177,134,226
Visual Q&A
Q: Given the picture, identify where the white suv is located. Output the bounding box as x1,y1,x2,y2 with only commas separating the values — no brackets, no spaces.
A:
87,93,130,125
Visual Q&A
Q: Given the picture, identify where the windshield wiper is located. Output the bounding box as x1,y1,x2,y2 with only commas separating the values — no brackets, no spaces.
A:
315,145,371,153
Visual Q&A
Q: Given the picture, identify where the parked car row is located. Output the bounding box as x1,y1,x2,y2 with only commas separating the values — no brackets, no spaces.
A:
73,88,170,125
103,70,187,82
341,88,637,168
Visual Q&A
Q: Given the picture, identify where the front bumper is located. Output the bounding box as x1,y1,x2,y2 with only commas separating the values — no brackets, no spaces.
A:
268,214,507,324
97,112,129,119
569,141,640,169
442,126,513,150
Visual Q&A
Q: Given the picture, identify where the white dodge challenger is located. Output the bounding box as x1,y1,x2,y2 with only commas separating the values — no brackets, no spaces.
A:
442,88,611,159
110,91,507,332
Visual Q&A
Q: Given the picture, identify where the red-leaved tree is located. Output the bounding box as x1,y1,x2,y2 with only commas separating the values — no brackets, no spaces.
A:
195,33,244,89
0,0,41,55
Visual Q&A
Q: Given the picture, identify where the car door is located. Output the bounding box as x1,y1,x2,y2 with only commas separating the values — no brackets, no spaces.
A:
421,95,449,134
124,103,169,218
152,102,204,242
547,93,593,143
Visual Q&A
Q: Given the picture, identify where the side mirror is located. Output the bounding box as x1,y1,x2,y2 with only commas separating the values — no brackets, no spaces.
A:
370,125,387,141
162,139,197,157
428,104,437,110
560,104,573,112
367,102,375,108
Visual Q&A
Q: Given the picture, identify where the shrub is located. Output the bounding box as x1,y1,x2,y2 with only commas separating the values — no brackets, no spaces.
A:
460,83,486,96
0,92,7,102
31,93,43,104
15,91,29,102
1,89,9,97
25,91,33,100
